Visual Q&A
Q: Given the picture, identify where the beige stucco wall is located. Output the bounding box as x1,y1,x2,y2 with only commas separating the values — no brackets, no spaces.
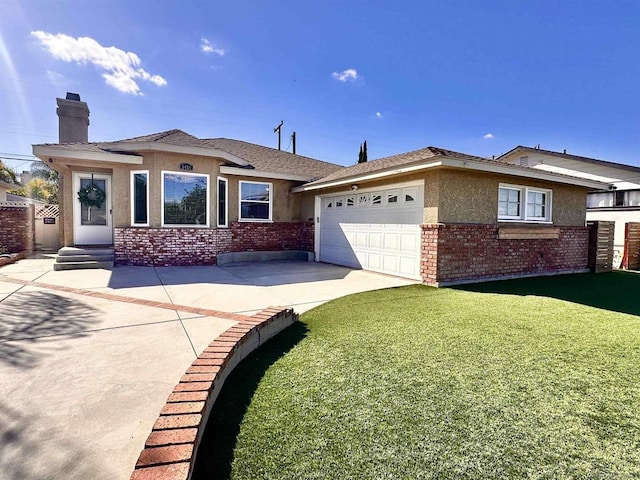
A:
298,167,588,228
434,169,586,226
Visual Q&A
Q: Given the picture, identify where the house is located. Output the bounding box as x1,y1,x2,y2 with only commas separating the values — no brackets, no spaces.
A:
33,94,609,285
0,180,16,202
498,146,640,268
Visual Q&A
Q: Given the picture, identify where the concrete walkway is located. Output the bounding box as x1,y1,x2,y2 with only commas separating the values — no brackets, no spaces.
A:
0,254,415,480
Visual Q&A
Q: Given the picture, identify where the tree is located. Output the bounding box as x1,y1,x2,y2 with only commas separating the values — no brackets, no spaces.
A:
357,141,368,164
0,161,17,184
25,161,59,203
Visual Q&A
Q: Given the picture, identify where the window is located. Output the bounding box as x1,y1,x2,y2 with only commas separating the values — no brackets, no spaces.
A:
346,196,355,207
335,197,344,208
526,190,547,219
587,192,613,208
131,171,149,226
498,184,551,222
358,193,370,206
162,171,209,226
240,181,272,221
217,176,228,227
587,190,640,208
386,190,399,204
403,187,418,203
498,187,521,218
371,193,382,205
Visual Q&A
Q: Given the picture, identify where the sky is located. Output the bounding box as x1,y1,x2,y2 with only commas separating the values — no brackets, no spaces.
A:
2,0,640,174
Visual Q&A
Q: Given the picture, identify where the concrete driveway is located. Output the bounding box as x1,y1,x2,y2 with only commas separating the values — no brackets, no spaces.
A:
0,254,415,480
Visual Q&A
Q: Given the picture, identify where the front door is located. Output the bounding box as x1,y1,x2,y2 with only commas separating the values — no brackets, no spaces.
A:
73,172,113,245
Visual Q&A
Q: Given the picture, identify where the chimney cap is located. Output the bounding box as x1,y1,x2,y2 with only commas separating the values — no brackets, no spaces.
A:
65,92,81,101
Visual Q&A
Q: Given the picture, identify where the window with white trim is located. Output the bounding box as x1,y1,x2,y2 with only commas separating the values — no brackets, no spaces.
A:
239,181,272,221
498,184,552,222
162,171,209,226
217,176,228,227
131,170,149,226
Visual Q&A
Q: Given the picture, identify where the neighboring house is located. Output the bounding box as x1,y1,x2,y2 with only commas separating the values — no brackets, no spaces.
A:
33,94,608,285
498,146,640,268
0,180,16,202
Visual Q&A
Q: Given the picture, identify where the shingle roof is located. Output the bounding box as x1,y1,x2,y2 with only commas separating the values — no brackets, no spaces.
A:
34,130,344,180
114,129,209,148
303,146,488,186
201,138,343,179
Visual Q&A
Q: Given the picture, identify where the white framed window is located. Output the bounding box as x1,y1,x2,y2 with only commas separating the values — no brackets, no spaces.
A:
346,195,355,207
162,171,209,227
239,181,272,221
371,192,382,205
131,170,149,226
357,193,370,206
498,184,552,222
386,190,399,204
335,197,344,208
217,176,228,228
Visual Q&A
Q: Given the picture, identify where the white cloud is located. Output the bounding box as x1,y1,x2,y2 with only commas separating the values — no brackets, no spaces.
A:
200,38,226,56
332,68,358,82
46,70,67,87
483,133,494,140
375,112,383,119
31,31,167,95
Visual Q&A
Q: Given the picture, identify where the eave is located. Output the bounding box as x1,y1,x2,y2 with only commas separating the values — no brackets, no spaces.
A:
33,145,143,165
293,157,611,193
219,166,311,182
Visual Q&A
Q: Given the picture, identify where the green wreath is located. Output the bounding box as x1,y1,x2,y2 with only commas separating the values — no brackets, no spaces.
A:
77,183,106,208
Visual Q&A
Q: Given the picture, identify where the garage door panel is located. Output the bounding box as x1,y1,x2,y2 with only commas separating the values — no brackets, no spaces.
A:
355,232,369,248
319,184,423,280
369,232,383,249
383,233,399,250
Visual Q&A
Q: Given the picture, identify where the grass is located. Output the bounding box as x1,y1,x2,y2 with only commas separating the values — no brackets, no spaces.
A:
193,272,640,479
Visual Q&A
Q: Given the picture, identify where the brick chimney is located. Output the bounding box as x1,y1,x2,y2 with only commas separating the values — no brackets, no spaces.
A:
56,92,90,143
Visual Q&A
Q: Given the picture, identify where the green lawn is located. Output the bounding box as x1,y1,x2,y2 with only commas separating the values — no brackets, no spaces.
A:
193,272,640,479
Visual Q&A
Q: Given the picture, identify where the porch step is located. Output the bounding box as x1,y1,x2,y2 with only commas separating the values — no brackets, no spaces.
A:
54,247,114,271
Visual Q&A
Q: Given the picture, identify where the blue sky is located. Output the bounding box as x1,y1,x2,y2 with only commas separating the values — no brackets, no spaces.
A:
2,0,640,173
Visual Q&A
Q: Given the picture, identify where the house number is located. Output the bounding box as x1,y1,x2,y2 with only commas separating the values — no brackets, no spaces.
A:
179,163,194,171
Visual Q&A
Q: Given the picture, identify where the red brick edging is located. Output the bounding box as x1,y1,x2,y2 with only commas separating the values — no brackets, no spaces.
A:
129,306,299,480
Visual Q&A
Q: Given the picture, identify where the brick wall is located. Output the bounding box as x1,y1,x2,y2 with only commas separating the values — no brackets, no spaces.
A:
622,222,640,270
114,222,313,266
421,223,589,285
0,205,35,254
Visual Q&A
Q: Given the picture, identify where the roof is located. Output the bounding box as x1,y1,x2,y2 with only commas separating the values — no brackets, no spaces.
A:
0,179,16,190
201,138,343,179
34,129,344,180
498,145,640,175
296,145,610,192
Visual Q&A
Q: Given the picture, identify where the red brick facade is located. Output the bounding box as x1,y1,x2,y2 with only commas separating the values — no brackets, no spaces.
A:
421,224,589,285
0,205,35,254
114,221,314,266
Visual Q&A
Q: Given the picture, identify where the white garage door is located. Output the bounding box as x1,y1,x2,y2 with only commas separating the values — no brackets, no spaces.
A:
318,184,423,280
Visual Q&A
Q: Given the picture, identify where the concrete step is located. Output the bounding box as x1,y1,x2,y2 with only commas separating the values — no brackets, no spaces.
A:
55,246,115,271
56,254,115,263
57,247,115,257
53,260,114,271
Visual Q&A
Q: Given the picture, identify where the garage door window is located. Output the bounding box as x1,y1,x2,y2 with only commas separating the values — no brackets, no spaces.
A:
404,187,417,203
386,190,399,204
346,196,355,207
372,193,382,205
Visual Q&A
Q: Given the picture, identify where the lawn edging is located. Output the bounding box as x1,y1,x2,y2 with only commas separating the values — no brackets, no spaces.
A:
129,306,298,480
